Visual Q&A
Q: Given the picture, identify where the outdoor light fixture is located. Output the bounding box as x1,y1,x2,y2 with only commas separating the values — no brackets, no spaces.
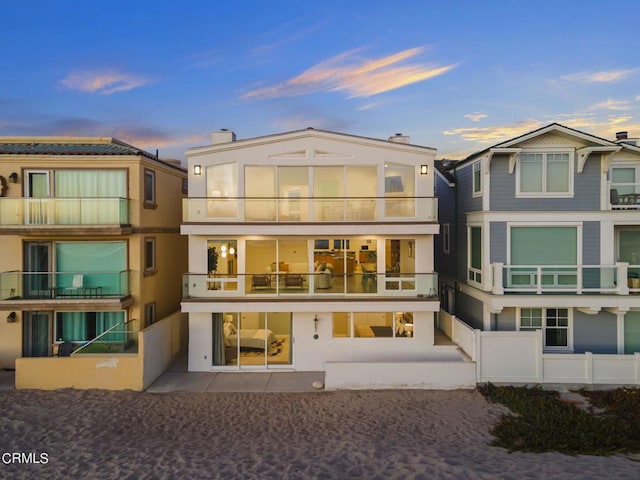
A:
420,165,429,175
193,165,202,175
6,312,16,323
313,315,319,339
9,172,18,183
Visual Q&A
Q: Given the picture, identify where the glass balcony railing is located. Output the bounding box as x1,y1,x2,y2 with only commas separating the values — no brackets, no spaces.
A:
609,183,640,210
183,196,437,223
182,272,438,298
0,197,129,226
0,270,130,300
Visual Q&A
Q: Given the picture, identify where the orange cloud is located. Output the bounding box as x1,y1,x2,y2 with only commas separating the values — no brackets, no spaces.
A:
442,120,542,143
560,68,637,83
60,70,152,94
241,47,458,100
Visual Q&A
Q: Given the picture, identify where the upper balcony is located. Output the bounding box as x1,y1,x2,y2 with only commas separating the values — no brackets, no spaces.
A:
490,262,640,295
182,271,438,300
0,197,129,227
609,183,640,210
0,270,132,309
183,196,437,224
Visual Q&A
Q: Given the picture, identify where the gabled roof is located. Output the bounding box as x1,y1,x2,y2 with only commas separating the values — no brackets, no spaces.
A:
452,123,623,169
188,127,436,154
0,136,185,172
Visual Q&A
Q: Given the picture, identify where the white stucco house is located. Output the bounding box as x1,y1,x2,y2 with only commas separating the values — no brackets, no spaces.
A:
181,128,475,389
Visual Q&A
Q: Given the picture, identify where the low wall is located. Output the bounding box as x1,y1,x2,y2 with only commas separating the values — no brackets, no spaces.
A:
15,355,142,391
15,310,187,391
141,311,188,389
325,361,476,390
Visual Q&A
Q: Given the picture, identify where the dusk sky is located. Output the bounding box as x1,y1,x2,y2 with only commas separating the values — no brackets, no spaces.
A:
2,0,640,162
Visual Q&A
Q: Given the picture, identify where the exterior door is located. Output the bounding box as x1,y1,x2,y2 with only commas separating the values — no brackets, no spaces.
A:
25,170,50,224
23,312,51,357
24,242,52,299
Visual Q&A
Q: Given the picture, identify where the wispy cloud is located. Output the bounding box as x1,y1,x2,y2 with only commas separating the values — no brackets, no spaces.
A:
60,70,152,94
442,120,542,143
588,98,638,111
184,49,223,69
241,46,458,100
464,112,487,122
560,68,637,83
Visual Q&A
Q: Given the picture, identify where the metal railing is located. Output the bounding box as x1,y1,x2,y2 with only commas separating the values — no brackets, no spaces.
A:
182,272,438,298
0,197,129,225
0,270,130,300
609,183,640,210
183,196,438,223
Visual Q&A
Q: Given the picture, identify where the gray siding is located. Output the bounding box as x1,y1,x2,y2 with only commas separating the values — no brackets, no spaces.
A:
434,173,457,279
455,290,483,329
495,307,516,331
489,153,602,212
490,222,507,264
582,222,600,265
455,164,482,281
573,310,617,354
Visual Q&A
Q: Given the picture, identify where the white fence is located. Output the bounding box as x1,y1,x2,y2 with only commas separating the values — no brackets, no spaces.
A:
438,311,640,386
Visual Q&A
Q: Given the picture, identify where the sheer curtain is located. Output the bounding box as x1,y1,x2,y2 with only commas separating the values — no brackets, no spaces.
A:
54,170,126,223
212,313,225,366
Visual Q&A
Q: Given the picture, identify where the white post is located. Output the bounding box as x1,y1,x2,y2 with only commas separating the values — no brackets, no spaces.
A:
585,352,594,385
474,330,481,380
617,262,629,296
492,263,504,295
635,353,640,385
536,329,543,383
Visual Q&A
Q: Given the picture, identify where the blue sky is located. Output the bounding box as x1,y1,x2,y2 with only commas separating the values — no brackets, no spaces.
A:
2,0,640,162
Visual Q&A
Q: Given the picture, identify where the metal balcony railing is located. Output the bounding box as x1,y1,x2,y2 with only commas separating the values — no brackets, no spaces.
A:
0,270,130,300
182,272,438,298
0,197,129,226
609,183,640,210
183,196,438,223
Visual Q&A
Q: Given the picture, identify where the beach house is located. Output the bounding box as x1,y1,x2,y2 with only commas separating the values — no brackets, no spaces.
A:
182,128,474,388
0,137,187,389
435,123,640,385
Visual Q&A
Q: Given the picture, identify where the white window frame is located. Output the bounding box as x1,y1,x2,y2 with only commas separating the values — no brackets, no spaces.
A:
516,149,574,198
467,225,482,286
472,161,482,197
517,307,573,351
442,223,450,255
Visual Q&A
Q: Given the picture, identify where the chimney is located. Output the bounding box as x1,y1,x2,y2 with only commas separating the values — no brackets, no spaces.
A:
212,129,236,145
388,133,410,144
616,131,628,141
615,131,639,146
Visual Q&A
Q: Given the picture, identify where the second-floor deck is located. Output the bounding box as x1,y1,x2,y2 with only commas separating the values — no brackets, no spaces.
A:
0,270,131,303
491,263,640,295
609,183,640,210
183,272,438,300
183,196,437,223
0,197,129,226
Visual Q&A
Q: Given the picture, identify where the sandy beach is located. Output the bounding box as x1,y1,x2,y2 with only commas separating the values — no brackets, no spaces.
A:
0,388,638,479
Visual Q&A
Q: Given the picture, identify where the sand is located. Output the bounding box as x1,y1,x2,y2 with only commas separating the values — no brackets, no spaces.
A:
0,388,638,479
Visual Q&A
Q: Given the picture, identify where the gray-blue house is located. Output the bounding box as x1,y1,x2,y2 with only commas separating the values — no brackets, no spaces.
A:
435,123,640,355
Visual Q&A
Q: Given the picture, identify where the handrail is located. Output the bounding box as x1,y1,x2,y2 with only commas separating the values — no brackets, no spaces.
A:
71,318,136,355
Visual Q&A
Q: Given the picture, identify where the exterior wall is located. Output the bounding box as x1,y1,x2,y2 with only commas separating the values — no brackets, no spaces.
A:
455,290,483,329
495,307,516,331
489,151,602,212
582,221,600,264
489,222,507,264
0,312,22,368
574,310,617,354
434,173,456,279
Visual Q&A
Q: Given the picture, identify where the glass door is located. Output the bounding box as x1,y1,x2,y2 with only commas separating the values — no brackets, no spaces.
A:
23,312,51,357
25,170,50,224
24,241,52,299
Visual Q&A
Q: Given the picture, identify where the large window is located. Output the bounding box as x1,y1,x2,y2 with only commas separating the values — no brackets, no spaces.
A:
385,163,415,217
472,161,482,196
207,162,238,217
144,237,156,275
510,226,577,266
55,169,126,197
468,226,482,284
333,312,414,338
518,152,571,195
519,307,570,350
55,311,125,343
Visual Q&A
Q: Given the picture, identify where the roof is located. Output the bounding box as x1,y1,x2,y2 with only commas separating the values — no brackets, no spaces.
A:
0,137,186,172
188,127,436,153
434,159,456,183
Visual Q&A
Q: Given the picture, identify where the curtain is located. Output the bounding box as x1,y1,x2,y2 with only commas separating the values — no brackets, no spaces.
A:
59,312,88,342
212,313,225,366
55,242,126,295
96,312,124,342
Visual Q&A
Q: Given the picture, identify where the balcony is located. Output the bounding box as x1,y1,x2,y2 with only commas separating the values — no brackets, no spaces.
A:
491,263,639,295
0,270,130,301
182,272,438,299
183,196,437,223
609,184,640,210
0,197,129,226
